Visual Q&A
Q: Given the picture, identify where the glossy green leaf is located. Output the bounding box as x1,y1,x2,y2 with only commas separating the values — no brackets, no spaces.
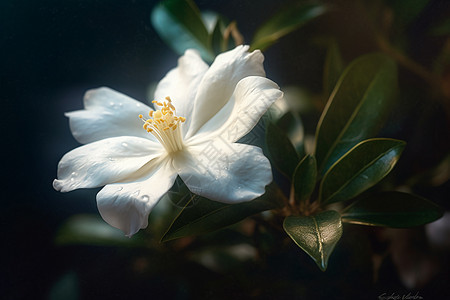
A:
151,0,214,61
293,155,317,204
250,2,327,51
162,185,282,242
323,41,344,98
55,215,145,247
314,53,398,176
266,122,301,179
320,138,405,204
283,210,343,271
342,191,443,227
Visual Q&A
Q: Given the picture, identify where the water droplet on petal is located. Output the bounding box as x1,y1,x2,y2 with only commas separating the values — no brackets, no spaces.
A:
122,142,128,147
141,195,149,202
70,172,77,182
117,186,123,191
132,190,140,197
108,157,115,161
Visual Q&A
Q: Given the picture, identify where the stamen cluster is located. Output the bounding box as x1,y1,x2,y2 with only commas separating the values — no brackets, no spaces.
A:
139,96,185,153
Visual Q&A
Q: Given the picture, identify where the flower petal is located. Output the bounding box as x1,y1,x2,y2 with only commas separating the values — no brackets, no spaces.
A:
185,45,266,139
187,76,283,145
53,136,164,193
153,49,208,135
66,87,153,144
96,158,177,236
173,141,272,203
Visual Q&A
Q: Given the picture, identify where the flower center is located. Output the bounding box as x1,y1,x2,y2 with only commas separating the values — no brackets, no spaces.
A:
139,96,186,153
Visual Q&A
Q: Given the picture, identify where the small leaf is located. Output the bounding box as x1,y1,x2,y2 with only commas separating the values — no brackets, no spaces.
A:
320,138,405,204
314,53,398,176
283,210,343,271
266,122,300,179
342,191,443,227
293,155,317,205
162,185,282,242
151,0,214,61
55,215,145,247
323,41,344,98
250,2,327,51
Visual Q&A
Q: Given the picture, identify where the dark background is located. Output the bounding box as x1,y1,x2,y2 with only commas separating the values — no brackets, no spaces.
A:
2,0,449,299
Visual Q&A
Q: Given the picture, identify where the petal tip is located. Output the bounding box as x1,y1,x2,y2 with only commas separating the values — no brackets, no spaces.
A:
53,179,65,192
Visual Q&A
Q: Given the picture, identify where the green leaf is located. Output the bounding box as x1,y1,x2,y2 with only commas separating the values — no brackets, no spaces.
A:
266,121,301,179
250,2,327,51
283,210,343,271
314,53,398,176
276,111,305,157
162,185,282,242
151,0,214,61
342,191,443,227
430,18,450,36
323,41,344,98
293,155,317,205
211,16,225,55
385,0,429,30
55,215,145,247
320,138,405,204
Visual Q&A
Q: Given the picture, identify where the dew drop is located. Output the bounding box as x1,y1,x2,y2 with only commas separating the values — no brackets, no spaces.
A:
117,186,123,191
108,157,115,161
132,190,140,197
122,142,128,147
70,172,77,182
141,195,150,201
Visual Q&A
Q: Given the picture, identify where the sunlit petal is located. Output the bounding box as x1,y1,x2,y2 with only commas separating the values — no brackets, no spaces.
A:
174,141,272,203
53,136,163,192
96,158,177,236
66,87,153,144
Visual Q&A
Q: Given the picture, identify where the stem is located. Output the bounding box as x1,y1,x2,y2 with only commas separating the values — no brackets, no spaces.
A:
375,34,450,123
375,35,439,87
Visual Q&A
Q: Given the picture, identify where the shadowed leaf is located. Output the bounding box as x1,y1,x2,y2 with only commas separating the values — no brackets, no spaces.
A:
284,210,343,271
342,191,443,227
320,138,405,204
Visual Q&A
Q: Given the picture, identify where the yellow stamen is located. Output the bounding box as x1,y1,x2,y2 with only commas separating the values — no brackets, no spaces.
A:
138,96,186,153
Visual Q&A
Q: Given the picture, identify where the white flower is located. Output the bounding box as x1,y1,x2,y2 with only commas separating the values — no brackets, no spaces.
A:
53,45,283,236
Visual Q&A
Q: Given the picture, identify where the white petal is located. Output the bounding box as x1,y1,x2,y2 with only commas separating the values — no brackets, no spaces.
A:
187,76,283,145
53,136,164,193
96,158,177,236
154,49,208,136
66,87,153,144
173,141,272,203
185,45,266,139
